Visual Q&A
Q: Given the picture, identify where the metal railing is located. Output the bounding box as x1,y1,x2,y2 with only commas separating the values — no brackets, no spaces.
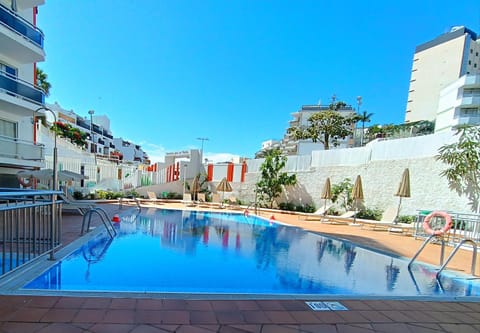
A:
0,188,62,276
0,3,44,48
414,210,480,245
0,70,45,105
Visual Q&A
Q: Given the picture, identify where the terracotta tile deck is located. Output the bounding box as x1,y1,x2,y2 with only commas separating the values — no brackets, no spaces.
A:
0,202,479,332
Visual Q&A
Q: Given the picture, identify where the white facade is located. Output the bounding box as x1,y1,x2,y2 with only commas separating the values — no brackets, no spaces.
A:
267,103,356,156
0,0,46,186
406,26,480,123
113,137,149,164
435,74,480,133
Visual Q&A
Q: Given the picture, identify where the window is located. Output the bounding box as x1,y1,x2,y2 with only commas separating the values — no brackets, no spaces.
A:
0,62,17,77
463,88,480,97
460,107,480,115
0,118,17,139
468,60,472,65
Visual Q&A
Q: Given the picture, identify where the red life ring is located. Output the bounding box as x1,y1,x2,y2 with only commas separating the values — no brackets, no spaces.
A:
17,175,34,188
422,211,453,236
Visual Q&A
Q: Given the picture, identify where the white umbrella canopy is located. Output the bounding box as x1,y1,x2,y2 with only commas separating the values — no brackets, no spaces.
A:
17,169,88,183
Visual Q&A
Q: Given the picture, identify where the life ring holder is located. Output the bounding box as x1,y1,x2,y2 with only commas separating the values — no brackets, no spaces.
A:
17,175,34,188
422,211,453,236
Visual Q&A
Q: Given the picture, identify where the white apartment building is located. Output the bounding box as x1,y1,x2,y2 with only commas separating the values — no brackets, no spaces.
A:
0,0,46,187
405,26,480,123
435,74,480,133
46,102,149,164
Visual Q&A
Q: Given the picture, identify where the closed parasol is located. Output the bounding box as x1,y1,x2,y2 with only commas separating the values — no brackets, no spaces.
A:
351,175,364,224
216,177,232,206
320,177,332,214
394,168,411,223
190,176,201,201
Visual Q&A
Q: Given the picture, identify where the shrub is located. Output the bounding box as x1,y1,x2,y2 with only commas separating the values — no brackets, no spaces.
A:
73,191,84,200
279,202,295,211
327,207,340,216
96,190,123,200
356,208,383,221
397,215,415,224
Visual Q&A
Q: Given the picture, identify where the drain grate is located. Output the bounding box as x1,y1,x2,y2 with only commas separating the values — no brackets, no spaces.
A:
305,301,348,311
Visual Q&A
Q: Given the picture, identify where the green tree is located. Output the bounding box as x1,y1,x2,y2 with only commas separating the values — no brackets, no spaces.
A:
357,110,374,145
436,125,480,213
331,178,354,211
256,149,297,208
36,67,51,96
287,102,357,150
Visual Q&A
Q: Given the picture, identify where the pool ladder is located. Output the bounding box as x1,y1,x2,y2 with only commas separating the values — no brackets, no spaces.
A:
80,207,117,239
408,235,478,278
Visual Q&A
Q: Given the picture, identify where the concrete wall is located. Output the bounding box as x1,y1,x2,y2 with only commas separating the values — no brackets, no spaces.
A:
237,131,472,216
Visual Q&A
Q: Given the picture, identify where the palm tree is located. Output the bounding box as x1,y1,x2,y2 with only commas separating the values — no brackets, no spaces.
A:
357,110,374,145
36,67,51,96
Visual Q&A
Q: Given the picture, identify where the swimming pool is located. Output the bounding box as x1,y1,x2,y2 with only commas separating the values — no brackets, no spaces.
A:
24,208,480,297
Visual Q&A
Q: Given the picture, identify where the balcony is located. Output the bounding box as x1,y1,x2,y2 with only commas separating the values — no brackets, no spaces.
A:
0,3,45,63
16,0,45,10
0,70,44,105
0,135,44,168
76,118,90,130
460,96,480,107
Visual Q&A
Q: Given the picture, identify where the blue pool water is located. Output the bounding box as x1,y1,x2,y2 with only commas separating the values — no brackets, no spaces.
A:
24,209,480,296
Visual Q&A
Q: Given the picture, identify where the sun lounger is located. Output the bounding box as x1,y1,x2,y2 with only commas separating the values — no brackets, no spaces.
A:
360,207,413,235
227,196,243,210
323,211,357,224
298,205,333,221
58,193,96,215
182,193,195,207
143,191,162,206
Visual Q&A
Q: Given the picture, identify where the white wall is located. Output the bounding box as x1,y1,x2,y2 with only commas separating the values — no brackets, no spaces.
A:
241,131,471,215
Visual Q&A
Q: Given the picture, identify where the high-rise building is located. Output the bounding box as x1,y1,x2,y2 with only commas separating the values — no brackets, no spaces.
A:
0,0,46,186
405,26,480,123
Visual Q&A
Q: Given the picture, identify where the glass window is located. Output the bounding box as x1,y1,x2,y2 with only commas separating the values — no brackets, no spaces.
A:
0,62,18,77
0,118,17,138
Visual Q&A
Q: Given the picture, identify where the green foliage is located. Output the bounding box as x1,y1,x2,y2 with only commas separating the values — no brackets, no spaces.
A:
73,191,84,200
96,190,123,199
356,207,383,221
287,102,357,150
50,122,87,147
365,120,435,142
278,202,316,213
327,207,340,216
436,125,480,213
125,190,139,198
331,178,353,210
256,149,297,208
396,215,415,224
36,67,51,96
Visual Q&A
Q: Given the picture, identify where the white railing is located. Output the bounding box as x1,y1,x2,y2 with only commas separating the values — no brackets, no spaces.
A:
0,135,44,161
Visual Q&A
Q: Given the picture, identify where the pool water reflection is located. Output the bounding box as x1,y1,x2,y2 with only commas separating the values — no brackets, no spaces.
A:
24,209,480,296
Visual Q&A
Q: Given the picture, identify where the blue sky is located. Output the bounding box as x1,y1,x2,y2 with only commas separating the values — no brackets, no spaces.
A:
37,1,480,163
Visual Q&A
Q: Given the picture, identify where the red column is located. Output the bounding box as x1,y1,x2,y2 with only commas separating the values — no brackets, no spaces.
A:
227,163,234,182
207,164,213,181
241,162,247,182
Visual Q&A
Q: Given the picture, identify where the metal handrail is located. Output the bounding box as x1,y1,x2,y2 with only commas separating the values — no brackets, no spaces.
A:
436,239,478,278
408,234,446,269
80,207,117,238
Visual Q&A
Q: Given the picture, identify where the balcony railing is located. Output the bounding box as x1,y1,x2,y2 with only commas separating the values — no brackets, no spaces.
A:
76,118,90,130
0,70,45,105
0,135,44,161
0,3,44,48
